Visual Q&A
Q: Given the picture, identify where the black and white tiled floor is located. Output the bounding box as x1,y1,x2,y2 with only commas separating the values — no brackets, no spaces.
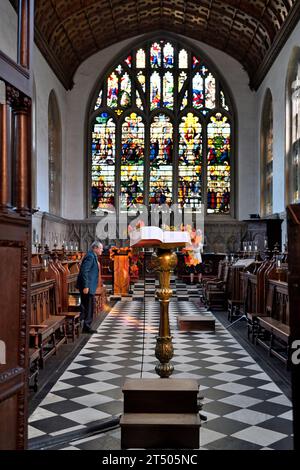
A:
28,299,293,450
132,278,201,301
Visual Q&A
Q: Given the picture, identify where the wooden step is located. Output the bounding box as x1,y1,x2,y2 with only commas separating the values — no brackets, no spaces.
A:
120,413,200,449
122,378,199,413
177,314,215,331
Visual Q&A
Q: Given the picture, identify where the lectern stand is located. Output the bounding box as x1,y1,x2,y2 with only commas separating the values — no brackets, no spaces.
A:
120,228,201,449
130,227,190,377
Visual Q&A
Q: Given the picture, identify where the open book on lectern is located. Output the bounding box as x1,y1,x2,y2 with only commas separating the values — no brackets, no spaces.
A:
130,226,191,248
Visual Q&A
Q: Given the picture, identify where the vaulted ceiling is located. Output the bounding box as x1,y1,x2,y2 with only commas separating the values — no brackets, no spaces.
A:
34,0,300,90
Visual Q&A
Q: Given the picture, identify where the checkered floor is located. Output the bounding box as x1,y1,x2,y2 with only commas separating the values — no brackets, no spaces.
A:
28,299,293,450
131,278,202,301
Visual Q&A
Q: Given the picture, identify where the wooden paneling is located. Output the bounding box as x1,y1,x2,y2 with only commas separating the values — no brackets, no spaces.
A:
0,0,33,449
34,0,299,90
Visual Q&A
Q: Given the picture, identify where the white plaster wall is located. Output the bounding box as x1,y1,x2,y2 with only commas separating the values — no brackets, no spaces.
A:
257,20,300,215
33,45,67,213
64,34,257,220
0,0,18,62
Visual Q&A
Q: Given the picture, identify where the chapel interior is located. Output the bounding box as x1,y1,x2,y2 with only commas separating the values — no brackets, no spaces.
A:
1,0,300,452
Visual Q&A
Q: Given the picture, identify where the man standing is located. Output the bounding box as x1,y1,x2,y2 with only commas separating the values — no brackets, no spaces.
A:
76,241,103,333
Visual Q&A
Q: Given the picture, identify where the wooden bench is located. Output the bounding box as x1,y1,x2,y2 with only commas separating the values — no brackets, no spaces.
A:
28,348,40,392
30,280,67,368
256,280,290,365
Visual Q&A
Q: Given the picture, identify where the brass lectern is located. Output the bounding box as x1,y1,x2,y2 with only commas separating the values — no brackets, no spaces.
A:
130,227,190,377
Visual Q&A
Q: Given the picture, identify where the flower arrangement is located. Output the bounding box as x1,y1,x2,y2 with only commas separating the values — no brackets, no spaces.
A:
128,220,145,233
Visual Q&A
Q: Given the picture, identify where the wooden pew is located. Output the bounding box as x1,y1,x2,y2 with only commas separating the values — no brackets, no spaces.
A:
204,261,230,308
30,279,67,368
256,280,291,365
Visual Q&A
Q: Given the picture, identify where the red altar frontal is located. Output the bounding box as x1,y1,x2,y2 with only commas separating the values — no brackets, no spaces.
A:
110,247,132,295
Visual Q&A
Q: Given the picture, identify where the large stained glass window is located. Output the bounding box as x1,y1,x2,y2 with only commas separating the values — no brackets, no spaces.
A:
90,38,234,215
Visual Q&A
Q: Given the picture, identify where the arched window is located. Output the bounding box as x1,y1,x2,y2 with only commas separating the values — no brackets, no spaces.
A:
89,37,234,216
286,47,300,204
48,90,62,215
260,89,273,216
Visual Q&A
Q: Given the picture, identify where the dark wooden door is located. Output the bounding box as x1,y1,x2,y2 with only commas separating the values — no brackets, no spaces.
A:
0,0,34,449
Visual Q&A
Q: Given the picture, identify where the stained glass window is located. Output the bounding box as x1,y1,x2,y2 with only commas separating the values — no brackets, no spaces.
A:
286,53,300,205
121,113,144,209
193,73,204,109
120,72,131,107
204,73,216,109
150,72,161,110
207,113,231,214
179,49,188,68
107,72,118,107
179,71,187,92
136,49,145,68
150,43,161,68
90,38,234,215
163,72,174,109
94,90,102,110
149,114,173,205
261,90,273,216
91,113,115,210
178,113,202,208
163,43,174,68
291,68,300,202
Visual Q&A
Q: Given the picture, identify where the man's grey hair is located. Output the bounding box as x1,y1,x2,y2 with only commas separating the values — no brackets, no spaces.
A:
91,240,103,250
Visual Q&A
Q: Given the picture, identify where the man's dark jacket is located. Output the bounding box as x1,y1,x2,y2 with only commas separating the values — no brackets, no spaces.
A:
76,250,99,295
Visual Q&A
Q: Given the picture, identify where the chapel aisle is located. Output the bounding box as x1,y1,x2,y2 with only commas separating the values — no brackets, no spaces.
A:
28,299,293,450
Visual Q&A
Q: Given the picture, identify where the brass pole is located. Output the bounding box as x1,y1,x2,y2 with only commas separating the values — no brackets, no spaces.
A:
152,248,178,378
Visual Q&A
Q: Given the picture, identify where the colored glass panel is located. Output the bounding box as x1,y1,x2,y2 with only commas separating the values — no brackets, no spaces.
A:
125,55,132,67
205,73,216,109
181,90,188,110
220,89,229,110
137,71,146,92
163,72,174,109
163,42,174,68
149,114,173,205
136,48,145,68
150,72,161,110
207,113,231,214
120,72,131,107
192,56,200,68
193,73,204,109
107,72,118,107
121,113,144,208
91,113,115,211
136,90,143,110
178,113,202,208
179,49,188,68
179,71,187,92
150,42,161,67
94,90,102,110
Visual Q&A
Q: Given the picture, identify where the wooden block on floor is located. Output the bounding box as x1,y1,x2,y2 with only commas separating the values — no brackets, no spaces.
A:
120,413,200,449
123,378,199,413
177,314,215,331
